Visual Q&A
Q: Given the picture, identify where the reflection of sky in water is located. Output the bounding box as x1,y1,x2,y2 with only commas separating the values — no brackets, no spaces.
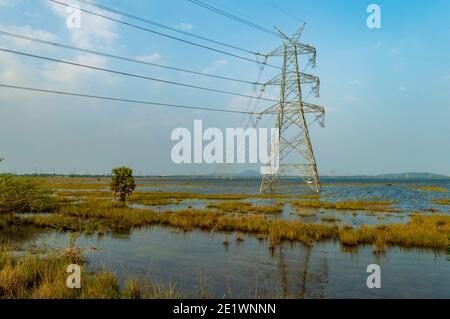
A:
19,225,450,299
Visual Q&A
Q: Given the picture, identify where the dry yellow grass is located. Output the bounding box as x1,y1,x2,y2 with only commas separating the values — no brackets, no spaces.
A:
338,214,450,250
207,201,283,214
433,198,450,205
19,201,449,250
0,245,180,299
416,186,447,192
290,199,398,212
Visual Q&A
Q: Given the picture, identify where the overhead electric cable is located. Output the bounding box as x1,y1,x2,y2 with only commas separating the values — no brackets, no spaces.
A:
0,47,279,103
48,0,280,69
186,0,279,37
262,0,306,24
0,83,264,115
0,30,263,85
74,0,261,56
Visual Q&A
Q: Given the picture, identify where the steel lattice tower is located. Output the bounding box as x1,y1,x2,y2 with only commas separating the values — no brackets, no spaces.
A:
260,26,325,193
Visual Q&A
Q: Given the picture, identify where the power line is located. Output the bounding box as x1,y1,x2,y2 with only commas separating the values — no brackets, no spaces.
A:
186,0,279,37
262,0,306,24
0,30,263,86
48,0,279,70
0,47,279,103
74,0,260,57
0,83,264,115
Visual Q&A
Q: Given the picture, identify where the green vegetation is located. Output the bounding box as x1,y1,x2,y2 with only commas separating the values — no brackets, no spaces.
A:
295,209,317,218
0,246,179,299
320,216,340,223
433,199,450,206
416,186,447,192
207,201,283,214
13,200,449,250
290,199,398,212
337,214,450,250
110,167,135,202
0,175,56,214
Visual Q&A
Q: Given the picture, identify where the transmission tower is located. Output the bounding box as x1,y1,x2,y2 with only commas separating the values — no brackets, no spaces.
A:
260,25,325,193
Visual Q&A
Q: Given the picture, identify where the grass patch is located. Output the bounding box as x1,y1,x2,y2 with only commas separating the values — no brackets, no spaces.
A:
433,199,450,206
129,193,181,206
320,216,340,223
18,201,449,250
207,201,283,214
295,209,317,218
0,246,180,299
416,186,447,192
290,199,398,212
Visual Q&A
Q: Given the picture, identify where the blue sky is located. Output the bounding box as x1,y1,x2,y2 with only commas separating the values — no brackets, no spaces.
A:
0,0,449,176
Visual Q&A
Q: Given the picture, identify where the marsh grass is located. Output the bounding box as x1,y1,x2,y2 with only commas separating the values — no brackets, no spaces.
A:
295,209,317,218
18,201,450,250
207,201,283,214
338,214,450,250
416,186,447,192
128,193,181,206
320,216,340,223
290,199,399,212
433,199,450,206
0,245,180,299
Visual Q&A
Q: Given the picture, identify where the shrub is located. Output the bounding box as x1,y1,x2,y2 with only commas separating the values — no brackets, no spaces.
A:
0,175,56,213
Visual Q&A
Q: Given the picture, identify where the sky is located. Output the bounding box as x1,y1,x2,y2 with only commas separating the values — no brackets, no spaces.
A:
0,0,449,176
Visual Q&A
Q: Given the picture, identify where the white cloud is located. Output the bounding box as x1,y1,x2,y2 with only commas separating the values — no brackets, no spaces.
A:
42,54,108,84
176,23,193,31
0,52,35,83
0,0,21,8
45,0,120,49
0,24,58,50
135,53,161,63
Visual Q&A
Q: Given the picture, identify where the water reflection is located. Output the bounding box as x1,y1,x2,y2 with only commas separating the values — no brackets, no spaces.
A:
5,225,447,298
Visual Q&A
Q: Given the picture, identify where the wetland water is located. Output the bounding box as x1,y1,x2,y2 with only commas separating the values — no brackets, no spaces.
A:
8,178,450,298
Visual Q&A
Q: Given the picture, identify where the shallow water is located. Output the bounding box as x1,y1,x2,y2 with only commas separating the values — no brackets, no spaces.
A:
20,226,450,298
134,177,450,227
6,177,450,298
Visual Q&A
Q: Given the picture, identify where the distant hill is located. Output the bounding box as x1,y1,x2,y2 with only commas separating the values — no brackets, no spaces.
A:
375,172,449,179
233,171,449,179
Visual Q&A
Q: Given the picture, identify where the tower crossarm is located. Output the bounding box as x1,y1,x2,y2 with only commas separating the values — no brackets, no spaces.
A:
261,102,325,122
265,44,317,66
263,72,320,97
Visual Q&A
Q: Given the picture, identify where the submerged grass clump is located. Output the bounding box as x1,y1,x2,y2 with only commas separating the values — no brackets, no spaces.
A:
416,186,447,192
433,198,450,206
338,214,450,250
321,216,340,223
290,199,398,212
207,201,283,214
295,209,317,218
